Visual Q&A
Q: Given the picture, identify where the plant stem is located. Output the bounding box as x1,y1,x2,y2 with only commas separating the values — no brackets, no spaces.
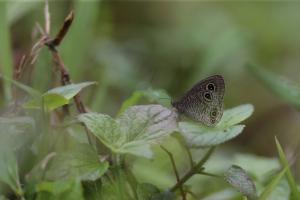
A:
170,147,215,192
161,145,186,200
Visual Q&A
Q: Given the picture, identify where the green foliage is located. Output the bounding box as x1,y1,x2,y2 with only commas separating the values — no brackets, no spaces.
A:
25,82,96,111
0,151,23,197
179,104,253,148
79,105,177,158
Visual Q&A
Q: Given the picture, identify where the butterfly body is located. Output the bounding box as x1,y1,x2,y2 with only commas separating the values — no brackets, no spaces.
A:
171,75,225,127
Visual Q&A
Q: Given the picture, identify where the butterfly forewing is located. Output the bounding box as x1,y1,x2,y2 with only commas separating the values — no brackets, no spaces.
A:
172,75,225,126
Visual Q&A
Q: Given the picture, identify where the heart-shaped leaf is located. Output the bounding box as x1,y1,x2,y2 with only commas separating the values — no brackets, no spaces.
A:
179,104,253,148
224,165,258,200
78,105,178,158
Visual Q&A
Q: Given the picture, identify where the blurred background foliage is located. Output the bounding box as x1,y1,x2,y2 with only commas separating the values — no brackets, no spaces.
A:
0,0,300,197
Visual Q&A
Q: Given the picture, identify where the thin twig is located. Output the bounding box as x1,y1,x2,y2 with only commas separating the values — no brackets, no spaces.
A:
170,147,215,192
161,145,186,200
44,0,50,35
185,145,194,169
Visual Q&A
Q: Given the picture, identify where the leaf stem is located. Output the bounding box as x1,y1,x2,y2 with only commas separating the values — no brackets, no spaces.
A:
170,147,215,192
161,145,186,200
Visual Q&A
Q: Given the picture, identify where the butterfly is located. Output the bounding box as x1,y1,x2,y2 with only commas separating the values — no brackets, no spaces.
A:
171,75,225,127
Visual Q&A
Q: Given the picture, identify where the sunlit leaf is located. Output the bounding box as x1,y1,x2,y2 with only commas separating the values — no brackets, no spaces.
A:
179,104,253,148
224,165,258,200
248,64,300,109
79,105,178,158
25,82,96,111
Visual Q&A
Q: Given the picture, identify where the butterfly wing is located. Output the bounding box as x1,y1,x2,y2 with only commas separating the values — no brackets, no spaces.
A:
172,75,225,126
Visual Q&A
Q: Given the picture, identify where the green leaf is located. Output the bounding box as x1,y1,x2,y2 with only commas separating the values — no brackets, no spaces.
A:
25,82,96,111
137,183,160,200
36,179,84,200
179,104,253,148
275,137,300,199
44,144,109,181
0,151,23,196
224,165,258,200
248,64,300,109
151,191,176,200
118,88,171,115
118,91,143,115
79,105,178,158
259,167,288,200
0,116,35,151
0,75,41,98
261,179,290,200
218,104,254,128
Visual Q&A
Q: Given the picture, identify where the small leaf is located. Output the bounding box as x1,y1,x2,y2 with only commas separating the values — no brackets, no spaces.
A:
118,88,171,115
275,137,300,199
118,91,143,115
218,104,254,128
224,165,258,200
79,105,178,158
0,151,23,196
25,82,96,111
259,167,288,200
179,104,253,148
45,81,96,100
248,64,300,109
45,144,109,181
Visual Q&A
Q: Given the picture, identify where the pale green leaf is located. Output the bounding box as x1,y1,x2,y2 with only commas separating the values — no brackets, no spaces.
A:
224,165,258,200
179,104,253,148
36,179,84,200
0,151,23,196
218,104,254,128
259,167,288,200
275,137,300,199
45,144,108,181
79,105,178,158
25,82,96,111
45,82,96,100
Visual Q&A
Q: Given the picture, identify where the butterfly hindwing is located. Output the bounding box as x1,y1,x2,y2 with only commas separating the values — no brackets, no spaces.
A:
172,75,225,126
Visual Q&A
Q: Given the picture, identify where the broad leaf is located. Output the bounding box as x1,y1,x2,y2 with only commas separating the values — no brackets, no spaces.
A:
179,104,253,148
44,144,109,181
0,151,23,196
248,64,300,109
224,165,258,200
79,105,178,158
36,179,84,200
